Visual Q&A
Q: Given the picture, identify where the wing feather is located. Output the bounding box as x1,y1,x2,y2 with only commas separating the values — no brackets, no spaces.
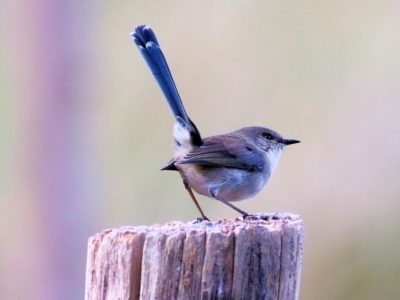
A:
177,136,264,171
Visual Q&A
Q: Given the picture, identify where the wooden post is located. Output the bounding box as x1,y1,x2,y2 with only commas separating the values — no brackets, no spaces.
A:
85,213,304,300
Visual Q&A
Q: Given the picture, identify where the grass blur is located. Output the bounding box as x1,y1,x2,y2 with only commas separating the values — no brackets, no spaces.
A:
0,1,399,299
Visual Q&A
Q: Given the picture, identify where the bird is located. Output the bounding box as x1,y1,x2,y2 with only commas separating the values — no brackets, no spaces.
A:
131,25,300,221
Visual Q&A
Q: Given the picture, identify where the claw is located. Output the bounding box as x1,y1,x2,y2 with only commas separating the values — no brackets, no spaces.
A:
195,216,210,223
242,213,258,220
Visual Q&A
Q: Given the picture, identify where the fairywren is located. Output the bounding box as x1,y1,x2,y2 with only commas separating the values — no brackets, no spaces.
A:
131,25,300,220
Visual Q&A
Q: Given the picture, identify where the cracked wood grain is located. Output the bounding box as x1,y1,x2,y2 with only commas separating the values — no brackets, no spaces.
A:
85,213,304,300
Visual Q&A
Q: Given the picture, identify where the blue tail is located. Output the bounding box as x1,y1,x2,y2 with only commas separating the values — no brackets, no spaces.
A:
131,25,202,146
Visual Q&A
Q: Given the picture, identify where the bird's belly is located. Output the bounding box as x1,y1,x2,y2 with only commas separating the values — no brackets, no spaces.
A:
178,165,270,202
215,169,269,201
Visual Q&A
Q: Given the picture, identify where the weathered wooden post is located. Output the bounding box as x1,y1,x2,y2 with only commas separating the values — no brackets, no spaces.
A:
85,213,304,300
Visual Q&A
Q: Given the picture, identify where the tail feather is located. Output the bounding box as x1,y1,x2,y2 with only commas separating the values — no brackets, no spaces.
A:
131,25,202,146
132,26,186,122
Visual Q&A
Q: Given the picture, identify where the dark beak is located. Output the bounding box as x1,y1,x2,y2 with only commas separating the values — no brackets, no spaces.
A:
283,139,300,146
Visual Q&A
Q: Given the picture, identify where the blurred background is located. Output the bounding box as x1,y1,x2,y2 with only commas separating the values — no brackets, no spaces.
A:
1,1,399,299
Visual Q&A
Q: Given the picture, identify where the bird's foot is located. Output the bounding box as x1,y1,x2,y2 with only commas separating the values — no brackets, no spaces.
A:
260,213,281,221
195,216,210,223
242,213,258,220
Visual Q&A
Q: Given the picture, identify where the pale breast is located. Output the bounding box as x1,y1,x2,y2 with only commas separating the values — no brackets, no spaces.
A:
178,164,270,202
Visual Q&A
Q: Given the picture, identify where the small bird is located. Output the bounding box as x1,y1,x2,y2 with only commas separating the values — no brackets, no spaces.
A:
131,25,300,220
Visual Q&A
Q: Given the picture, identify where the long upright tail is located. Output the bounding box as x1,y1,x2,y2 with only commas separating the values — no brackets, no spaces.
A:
131,25,202,146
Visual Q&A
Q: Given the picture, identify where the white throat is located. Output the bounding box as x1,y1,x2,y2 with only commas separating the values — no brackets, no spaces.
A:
266,147,283,176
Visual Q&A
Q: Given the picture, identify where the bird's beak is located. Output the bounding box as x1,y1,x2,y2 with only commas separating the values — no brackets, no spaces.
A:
282,139,300,146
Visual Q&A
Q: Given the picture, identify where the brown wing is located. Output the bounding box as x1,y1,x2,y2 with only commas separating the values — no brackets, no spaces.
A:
178,136,264,171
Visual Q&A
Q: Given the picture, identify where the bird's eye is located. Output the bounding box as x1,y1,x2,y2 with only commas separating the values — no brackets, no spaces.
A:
262,132,273,140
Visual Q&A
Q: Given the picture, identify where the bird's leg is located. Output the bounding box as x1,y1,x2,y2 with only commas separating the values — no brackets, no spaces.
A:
209,189,252,218
183,181,210,221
